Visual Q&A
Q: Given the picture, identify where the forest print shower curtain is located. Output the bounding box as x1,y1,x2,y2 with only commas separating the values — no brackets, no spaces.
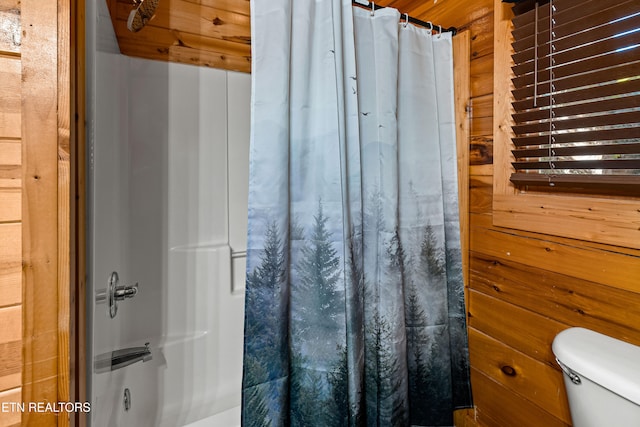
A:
242,1,472,426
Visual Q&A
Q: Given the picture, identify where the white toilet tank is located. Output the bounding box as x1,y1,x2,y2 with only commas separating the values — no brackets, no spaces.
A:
552,327,640,427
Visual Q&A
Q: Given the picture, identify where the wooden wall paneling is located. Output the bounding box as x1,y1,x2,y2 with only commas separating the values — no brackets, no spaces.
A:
469,249,640,347
0,143,20,223
0,57,21,139
468,290,567,368
468,328,571,423
0,141,20,165
452,30,476,427
0,224,21,309
0,222,19,396
493,193,640,250
0,387,22,426
0,306,21,346
74,0,87,424
0,341,21,393
474,202,640,256
469,136,493,165
21,0,62,423
469,164,493,177
469,54,493,99
453,29,471,292
470,116,492,137
469,213,640,294
0,0,21,54
0,303,21,393
470,368,570,427
470,94,492,118
468,12,493,60
491,0,514,200
469,176,492,215
0,2,21,416
453,408,478,427
58,0,73,425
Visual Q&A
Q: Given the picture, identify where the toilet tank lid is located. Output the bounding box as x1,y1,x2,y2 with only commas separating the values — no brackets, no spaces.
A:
552,327,640,406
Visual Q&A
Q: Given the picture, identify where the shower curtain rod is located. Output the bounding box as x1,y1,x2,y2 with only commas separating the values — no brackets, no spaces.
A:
352,0,457,35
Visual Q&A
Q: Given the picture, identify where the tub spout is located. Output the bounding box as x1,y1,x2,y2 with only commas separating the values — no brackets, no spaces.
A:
110,342,152,371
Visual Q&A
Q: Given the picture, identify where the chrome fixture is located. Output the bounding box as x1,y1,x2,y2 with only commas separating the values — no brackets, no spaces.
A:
107,271,139,318
123,388,132,411
557,358,581,385
94,343,153,373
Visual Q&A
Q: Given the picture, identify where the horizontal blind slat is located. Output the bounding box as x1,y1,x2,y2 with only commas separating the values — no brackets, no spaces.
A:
512,25,640,75
512,143,640,159
512,44,640,89
513,94,640,124
513,78,640,112
513,1,640,49
510,172,640,191
512,62,640,100
513,159,640,170
513,127,640,147
513,111,640,135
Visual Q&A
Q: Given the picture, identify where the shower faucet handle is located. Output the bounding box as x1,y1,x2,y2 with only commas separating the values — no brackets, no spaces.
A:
107,271,139,319
114,282,138,301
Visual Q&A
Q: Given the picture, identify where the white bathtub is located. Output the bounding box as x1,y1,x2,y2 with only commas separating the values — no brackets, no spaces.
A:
183,406,241,427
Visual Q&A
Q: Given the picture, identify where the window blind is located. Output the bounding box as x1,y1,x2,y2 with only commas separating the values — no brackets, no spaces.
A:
510,0,640,191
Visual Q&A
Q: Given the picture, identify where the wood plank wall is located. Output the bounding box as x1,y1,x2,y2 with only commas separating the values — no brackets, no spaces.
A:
0,0,24,425
0,1,73,425
459,1,640,426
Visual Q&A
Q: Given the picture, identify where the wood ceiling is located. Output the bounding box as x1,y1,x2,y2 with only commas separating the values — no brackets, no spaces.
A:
106,0,491,73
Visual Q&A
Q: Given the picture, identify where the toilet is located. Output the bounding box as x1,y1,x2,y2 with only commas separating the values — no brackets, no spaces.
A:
552,327,640,426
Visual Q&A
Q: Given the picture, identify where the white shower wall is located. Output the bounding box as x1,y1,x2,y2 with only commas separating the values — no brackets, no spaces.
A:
87,2,249,425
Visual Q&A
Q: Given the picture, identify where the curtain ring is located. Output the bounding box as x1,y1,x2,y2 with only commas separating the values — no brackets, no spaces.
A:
426,21,433,32
371,1,375,16
437,24,442,38
403,13,409,28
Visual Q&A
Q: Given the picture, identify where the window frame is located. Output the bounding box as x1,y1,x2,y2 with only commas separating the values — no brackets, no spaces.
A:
492,0,640,250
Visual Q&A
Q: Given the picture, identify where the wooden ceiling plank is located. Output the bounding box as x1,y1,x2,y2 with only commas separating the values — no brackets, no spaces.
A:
117,38,250,73
115,19,251,57
0,0,20,11
407,0,493,29
116,0,250,41
168,44,250,72
182,0,250,17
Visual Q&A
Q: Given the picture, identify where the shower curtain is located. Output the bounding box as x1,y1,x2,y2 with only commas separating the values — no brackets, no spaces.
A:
242,1,472,425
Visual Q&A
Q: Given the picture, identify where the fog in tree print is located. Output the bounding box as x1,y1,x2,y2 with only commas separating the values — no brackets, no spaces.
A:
243,2,471,424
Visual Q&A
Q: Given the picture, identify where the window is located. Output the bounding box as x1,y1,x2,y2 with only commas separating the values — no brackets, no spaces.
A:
510,0,640,193
492,0,640,249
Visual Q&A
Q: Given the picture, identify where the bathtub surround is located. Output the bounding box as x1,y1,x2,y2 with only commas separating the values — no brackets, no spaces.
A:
86,1,250,424
242,1,472,425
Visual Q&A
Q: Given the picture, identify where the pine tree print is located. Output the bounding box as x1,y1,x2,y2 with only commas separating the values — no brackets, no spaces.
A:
294,201,342,349
405,281,430,424
365,312,408,426
290,351,326,427
243,356,272,427
327,345,350,426
420,223,445,278
244,221,287,377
